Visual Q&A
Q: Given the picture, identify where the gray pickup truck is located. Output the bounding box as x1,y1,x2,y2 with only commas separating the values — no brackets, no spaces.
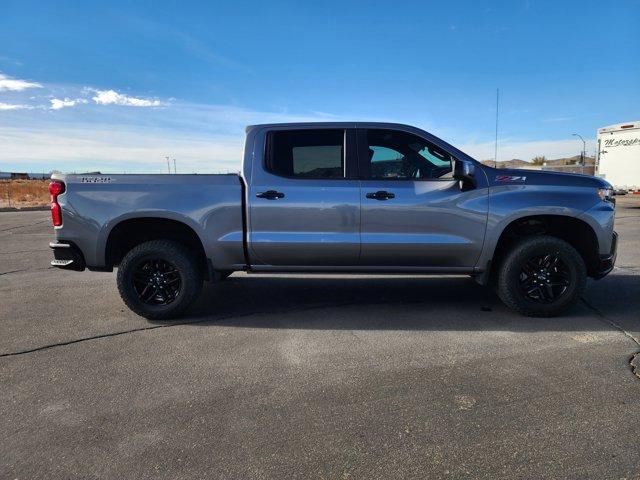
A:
49,122,617,319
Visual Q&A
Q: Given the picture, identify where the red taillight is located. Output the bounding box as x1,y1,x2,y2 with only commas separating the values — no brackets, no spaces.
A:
49,180,65,227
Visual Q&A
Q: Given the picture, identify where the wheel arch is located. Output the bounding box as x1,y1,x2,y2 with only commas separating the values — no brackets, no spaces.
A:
103,215,209,278
479,214,600,284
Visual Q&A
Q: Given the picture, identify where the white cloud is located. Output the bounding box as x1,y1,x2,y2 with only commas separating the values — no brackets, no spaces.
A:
0,73,42,91
0,125,241,173
0,102,33,111
50,98,87,110
91,89,162,107
0,102,338,172
542,117,573,123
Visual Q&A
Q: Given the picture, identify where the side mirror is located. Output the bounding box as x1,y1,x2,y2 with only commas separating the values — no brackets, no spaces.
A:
453,159,476,190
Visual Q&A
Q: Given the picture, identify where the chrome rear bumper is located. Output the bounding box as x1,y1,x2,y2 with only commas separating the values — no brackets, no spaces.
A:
50,241,86,271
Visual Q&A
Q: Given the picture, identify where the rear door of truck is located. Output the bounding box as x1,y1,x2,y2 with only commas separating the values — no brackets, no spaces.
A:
248,126,360,267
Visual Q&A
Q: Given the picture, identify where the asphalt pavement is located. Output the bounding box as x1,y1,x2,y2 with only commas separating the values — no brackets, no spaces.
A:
1,199,639,479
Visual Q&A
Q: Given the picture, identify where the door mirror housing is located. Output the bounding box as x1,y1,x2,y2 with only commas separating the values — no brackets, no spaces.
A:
453,160,476,190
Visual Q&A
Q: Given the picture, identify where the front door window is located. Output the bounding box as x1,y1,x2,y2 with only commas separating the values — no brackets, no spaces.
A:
361,129,454,180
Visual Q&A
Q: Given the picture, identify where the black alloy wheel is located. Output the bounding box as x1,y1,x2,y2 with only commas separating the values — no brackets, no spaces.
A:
518,253,571,303
132,258,182,305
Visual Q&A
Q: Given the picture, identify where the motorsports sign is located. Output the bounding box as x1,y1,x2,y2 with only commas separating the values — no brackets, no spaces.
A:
603,137,640,148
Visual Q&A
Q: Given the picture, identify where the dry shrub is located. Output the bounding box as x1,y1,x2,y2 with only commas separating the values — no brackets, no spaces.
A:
0,180,51,208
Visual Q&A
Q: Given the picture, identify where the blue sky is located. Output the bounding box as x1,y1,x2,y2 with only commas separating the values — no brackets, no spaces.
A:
1,0,639,173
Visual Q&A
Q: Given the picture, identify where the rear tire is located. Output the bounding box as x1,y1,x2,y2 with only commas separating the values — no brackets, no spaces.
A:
496,235,586,317
117,240,203,320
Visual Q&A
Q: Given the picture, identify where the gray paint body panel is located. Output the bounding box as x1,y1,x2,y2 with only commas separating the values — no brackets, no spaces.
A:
359,179,488,267
52,174,244,268
478,167,614,269
52,122,615,277
249,178,361,266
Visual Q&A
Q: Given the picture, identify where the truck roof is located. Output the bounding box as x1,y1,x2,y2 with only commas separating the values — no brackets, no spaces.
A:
598,121,640,134
245,121,477,164
246,121,419,132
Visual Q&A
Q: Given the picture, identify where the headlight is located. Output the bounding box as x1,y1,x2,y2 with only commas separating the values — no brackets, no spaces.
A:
597,187,614,203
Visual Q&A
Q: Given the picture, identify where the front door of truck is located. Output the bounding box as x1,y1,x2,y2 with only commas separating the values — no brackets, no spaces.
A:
357,128,488,268
248,127,360,267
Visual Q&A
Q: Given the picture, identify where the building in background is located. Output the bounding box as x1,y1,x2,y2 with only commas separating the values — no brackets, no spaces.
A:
481,156,596,175
596,121,640,191
0,172,51,180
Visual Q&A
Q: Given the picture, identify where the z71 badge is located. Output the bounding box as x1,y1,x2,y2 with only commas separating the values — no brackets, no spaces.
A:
495,175,526,183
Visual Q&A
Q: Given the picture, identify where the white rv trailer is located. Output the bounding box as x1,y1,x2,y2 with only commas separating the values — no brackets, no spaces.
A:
596,121,640,191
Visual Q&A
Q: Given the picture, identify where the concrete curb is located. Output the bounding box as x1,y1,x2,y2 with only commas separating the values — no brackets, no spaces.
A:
0,206,49,213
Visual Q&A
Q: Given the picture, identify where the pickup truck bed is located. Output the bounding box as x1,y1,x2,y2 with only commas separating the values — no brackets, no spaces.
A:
52,173,245,270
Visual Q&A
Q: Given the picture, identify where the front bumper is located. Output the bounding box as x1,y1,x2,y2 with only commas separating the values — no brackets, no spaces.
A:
592,231,617,280
50,241,86,271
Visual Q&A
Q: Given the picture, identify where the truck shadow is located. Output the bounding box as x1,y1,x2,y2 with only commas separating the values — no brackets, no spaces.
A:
157,273,640,332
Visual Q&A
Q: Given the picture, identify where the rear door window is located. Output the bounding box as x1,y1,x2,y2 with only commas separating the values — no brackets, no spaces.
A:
265,129,345,179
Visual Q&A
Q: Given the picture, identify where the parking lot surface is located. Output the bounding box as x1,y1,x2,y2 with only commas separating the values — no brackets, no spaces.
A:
1,198,639,479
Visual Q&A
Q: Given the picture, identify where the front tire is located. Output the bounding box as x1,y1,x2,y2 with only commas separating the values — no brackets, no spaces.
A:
496,236,586,317
117,240,203,320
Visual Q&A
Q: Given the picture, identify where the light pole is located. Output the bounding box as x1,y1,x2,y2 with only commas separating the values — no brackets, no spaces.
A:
494,88,499,168
572,133,586,174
